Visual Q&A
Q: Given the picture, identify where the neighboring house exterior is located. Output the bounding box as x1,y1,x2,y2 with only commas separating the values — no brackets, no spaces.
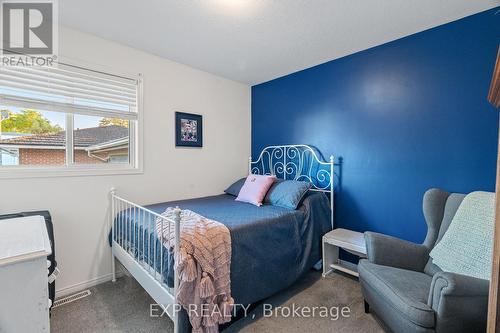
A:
0,125,129,166
0,132,26,165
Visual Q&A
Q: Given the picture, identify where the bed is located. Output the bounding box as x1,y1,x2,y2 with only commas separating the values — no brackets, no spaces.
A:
109,145,334,333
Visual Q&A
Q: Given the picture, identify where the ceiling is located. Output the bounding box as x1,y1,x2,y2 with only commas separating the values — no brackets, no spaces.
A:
59,0,499,85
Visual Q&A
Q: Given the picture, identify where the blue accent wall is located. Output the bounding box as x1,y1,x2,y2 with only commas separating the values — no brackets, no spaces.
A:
252,8,500,243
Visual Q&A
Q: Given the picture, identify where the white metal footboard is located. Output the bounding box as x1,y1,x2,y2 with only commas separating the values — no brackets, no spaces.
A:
109,188,181,332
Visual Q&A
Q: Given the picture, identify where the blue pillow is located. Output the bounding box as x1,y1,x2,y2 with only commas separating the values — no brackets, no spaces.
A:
224,177,246,196
264,179,312,209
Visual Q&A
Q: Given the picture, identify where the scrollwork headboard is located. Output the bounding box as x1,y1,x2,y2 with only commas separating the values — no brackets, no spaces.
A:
249,145,334,228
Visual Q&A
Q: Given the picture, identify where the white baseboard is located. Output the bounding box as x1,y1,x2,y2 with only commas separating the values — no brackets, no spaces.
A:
55,270,124,299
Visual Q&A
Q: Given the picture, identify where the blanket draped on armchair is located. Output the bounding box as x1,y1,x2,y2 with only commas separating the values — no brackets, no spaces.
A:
429,191,495,280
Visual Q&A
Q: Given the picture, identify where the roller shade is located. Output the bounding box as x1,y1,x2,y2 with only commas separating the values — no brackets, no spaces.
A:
0,63,139,119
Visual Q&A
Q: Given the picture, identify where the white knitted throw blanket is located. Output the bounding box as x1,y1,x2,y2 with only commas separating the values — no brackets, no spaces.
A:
156,208,233,333
430,191,495,280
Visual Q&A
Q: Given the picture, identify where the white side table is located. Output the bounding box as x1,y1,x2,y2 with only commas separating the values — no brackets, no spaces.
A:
322,228,367,277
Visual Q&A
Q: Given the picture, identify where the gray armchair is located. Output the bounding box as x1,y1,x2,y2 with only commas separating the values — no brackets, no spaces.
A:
358,189,489,333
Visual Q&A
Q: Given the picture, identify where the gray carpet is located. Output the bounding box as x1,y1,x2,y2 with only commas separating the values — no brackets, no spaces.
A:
51,271,385,333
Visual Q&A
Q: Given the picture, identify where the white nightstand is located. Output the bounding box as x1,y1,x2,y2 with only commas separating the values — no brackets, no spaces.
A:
322,228,367,278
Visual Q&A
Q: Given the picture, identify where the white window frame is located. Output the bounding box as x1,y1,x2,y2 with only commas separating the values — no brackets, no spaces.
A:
0,61,143,179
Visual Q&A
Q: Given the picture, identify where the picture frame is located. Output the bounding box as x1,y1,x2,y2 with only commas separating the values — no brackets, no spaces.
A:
175,112,203,147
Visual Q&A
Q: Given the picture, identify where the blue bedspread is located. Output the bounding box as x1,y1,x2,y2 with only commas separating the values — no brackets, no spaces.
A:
111,191,331,331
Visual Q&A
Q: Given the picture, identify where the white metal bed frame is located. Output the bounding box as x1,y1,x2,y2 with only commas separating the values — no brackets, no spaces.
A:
109,144,334,333
249,145,334,229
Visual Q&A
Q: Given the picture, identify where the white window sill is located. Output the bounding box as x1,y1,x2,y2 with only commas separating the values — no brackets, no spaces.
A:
0,164,143,179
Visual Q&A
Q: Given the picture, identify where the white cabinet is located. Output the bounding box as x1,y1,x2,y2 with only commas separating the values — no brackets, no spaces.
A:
0,215,52,333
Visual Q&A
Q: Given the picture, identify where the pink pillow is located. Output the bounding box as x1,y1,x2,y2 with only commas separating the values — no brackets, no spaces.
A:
235,175,276,206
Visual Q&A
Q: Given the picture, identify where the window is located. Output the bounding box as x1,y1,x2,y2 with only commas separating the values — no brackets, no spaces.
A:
0,147,18,165
0,108,66,166
73,114,130,165
0,62,141,176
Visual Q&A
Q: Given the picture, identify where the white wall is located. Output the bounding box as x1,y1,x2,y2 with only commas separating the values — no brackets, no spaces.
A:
0,27,251,296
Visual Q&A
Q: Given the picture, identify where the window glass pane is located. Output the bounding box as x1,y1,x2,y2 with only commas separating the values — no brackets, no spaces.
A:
0,106,66,166
73,114,129,165
0,148,18,165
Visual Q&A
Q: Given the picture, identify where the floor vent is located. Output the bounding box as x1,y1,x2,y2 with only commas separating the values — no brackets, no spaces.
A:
52,290,91,308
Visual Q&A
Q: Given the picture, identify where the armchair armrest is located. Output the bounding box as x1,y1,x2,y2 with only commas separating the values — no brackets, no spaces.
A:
428,271,489,332
365,232,429,271
428,271,489,304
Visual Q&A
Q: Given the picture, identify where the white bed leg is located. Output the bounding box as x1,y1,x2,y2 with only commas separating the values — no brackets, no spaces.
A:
111,250,116,282
110,187,117,283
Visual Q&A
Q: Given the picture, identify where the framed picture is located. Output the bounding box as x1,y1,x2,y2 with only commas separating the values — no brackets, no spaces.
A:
175,112,203,147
